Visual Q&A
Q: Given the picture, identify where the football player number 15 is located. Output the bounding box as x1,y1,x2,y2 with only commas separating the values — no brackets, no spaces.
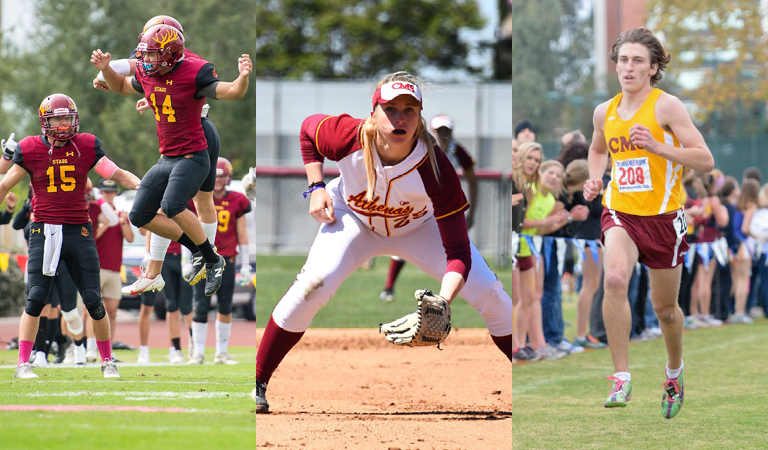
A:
47,165,76,193
149,93,176,123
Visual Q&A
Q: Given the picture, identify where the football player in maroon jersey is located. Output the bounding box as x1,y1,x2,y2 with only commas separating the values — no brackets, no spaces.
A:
91,23,251,298
92,16,225,296
187,158,251,365
0,94,140,379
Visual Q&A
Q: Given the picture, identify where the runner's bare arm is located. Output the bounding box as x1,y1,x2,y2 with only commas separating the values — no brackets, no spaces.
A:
630,93,714,173
585,102,610,201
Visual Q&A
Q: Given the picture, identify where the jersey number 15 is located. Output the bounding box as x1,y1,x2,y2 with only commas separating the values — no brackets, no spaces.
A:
46,165,76,193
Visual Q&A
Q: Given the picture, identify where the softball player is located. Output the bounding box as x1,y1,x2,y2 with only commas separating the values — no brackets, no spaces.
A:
254,72,513,413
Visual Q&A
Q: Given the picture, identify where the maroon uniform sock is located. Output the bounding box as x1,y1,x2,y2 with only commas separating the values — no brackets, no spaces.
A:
384,258,407,290
255,316,305,385
491,334,513,363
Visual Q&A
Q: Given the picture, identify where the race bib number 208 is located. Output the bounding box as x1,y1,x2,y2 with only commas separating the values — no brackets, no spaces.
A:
615,157,652,193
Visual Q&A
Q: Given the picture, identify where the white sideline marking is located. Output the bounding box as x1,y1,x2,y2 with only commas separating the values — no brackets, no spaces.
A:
24,391,251,400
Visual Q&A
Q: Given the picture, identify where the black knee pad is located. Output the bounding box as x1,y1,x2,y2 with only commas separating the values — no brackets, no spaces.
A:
160,199,187,219
180,301,192,316
28,285,49,305
217,300,232,316
166,297,179,313
24,298,46,317
87,302,107,321
128,209,152,229
193,312,208,323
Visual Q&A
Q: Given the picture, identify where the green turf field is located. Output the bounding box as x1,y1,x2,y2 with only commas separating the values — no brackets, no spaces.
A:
0,347,256,450
255,254,513,328
514,293,768,450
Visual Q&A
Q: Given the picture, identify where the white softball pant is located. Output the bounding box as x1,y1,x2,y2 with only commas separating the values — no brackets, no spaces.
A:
271,203,513,337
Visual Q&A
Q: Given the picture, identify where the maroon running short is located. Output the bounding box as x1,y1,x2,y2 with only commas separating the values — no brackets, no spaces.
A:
601,208,689,269
517,255,535,272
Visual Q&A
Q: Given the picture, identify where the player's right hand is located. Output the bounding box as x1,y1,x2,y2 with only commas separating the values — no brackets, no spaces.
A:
93,77,110,91
1,132,17,160
6,192,18,209
583,179,603,202
309,188,335,224
136,98,152,114
90,49,112,71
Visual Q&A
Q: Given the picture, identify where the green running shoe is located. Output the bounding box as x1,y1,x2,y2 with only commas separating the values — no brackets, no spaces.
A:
604,376,632,407
661,371,684,419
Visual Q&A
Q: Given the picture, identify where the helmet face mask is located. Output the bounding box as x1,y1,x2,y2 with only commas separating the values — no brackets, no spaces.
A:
39,94,80,141
138,24,185,77
215,157,233,193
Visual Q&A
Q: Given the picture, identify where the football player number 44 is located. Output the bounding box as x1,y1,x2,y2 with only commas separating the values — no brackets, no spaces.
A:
149,93,176,123
47,165,76,193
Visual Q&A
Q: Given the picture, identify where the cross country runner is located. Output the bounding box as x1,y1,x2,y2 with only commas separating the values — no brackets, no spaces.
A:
253,72,513,413
583,27,714,419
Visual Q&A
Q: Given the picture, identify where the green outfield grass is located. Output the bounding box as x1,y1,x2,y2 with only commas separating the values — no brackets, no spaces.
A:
0,347,256,450
255,254,512,328
514,294,768,450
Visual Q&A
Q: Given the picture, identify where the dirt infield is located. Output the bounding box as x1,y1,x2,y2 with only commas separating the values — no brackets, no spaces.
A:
255,328,511,450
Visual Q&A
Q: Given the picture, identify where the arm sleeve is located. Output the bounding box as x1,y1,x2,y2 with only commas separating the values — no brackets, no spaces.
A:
12,141,28,173
194,63,220,98
454,143,475,171
93,136,106,166
0,210,12,225
300,114,364,164
12,202,31,230
237,196,252,218
436,212,471,280
131,77,144,94
418,149,471,279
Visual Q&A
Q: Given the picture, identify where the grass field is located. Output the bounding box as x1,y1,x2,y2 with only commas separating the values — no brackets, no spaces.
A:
514,294,768,450
255,254,513,328
0,347,256,450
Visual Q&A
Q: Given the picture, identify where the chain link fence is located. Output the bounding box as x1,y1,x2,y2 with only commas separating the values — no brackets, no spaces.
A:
255,167,513,266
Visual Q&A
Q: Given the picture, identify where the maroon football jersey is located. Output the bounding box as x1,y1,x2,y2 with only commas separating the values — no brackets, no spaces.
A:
88,202,124,271
189,192,251,257
15,134,105,224
134,58,219,156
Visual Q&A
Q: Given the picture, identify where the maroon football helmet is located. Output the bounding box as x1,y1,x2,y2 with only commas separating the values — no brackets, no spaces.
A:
137,24,185,77
137,15,184,43
38,94,79,141
215,157,233,192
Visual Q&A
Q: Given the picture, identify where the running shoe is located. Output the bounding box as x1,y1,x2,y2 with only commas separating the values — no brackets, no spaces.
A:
574,335,606,349
555,339,584,354
661,371,684,419
379,289,395,303
213,352,239,365
101,359,120,378
14,363,38,379
122,267,165,296
605,376,632,408
137,348,150,364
